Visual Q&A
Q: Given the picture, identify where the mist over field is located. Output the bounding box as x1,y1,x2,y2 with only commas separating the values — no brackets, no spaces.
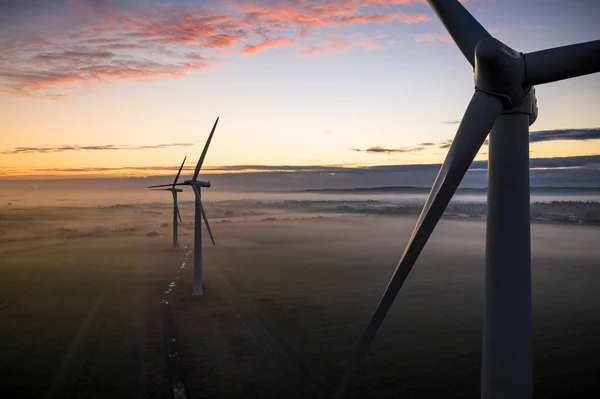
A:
1,172,600,398
3,154,600,207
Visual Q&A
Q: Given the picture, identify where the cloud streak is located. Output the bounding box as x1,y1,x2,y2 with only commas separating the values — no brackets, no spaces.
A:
352,145,426,154
529,128,600,143
1,142,196,154
28,155,600,176
15,124,589,157
353,126,600,154
35,164,351,173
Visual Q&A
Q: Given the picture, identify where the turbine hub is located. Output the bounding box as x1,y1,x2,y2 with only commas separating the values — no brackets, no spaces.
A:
474,37,531,108
500,86,538,127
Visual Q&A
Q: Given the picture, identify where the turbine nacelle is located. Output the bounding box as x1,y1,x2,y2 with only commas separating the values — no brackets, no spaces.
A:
184,180,211,188
474,37,530,109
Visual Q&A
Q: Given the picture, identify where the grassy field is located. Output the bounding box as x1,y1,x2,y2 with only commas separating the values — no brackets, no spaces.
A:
170,214,600,399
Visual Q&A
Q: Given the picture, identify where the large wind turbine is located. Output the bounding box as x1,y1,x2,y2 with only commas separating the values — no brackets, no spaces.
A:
149,117,219,296
335,1,600,398
150,156,187,249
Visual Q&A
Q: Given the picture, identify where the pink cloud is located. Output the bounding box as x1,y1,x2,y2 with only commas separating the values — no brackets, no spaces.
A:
301,40,384,55
0,0,432,97
238,1,429,29
363,0,422,6
415,33,453,43
4,59,212,98
301,32,387,56
243,37,294,54
301,42,352,56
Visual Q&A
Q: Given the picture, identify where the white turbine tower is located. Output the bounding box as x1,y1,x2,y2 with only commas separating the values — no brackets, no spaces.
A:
149,156,187,249
149,117,219,296
334,1,600,398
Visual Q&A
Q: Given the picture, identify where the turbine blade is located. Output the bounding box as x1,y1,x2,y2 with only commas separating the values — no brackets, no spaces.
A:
193,117,219,181
525,40,600,86
191,185,215,245
198,201,216,246
174,194,182,223
172,190,182,223
173,156,187,187
150,188,171,191
148,183,173,188
427,0,491,67
333,90,502,399
191,184,202,204
147,183,187,188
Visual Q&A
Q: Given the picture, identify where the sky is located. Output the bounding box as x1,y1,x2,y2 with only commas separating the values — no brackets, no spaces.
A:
1,0,599,179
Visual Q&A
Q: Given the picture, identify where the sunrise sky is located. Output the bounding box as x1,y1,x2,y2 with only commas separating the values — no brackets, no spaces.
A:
1,0,599,179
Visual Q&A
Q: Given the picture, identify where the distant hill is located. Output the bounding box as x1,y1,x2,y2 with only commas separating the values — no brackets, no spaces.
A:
291,186,600,194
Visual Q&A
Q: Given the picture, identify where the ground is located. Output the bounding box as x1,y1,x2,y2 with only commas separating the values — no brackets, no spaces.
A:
172,214,600,399
0,205,179,399
1,203,600,398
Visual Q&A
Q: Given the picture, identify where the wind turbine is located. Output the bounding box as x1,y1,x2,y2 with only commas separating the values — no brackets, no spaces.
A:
149,156,187,249
149,117,219,296
334,1,600,398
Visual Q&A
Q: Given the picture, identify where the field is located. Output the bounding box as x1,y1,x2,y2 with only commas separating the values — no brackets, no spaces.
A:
169,214,600,398
0,204,181,399
1,200,600,398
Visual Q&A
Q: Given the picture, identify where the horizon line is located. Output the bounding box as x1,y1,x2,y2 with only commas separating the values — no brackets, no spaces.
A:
2,154,600,181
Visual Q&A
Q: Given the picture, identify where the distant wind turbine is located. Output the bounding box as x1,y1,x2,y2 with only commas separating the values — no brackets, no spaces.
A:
149,156,186,249
149,117,219,296
334,1,600,398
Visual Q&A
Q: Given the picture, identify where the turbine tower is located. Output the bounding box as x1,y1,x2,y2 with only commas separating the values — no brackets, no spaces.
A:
149,156,187,249
334,1,600,398
149,117,219,296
